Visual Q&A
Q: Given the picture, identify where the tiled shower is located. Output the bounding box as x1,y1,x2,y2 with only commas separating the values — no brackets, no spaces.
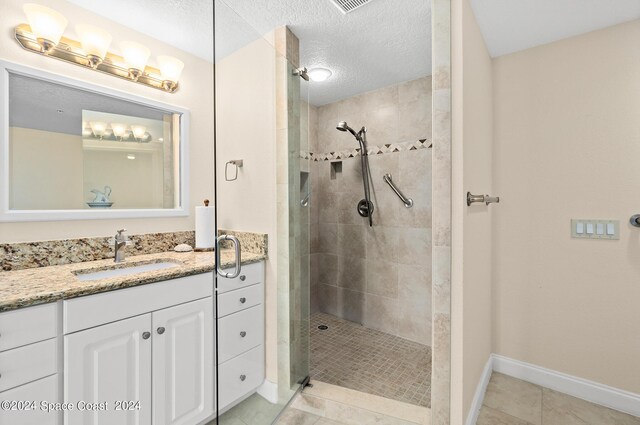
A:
304,76,433,406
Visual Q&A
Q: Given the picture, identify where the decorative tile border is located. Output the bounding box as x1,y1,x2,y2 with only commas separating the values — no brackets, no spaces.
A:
300,139,432,162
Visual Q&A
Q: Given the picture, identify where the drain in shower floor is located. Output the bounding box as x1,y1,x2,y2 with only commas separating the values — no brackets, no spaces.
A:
317,325,329,330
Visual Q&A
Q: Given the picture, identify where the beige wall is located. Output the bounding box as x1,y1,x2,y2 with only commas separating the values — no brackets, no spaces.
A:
0,0,214,242
9,127,84,209
451,0,494,422
215,37,278,383
492,19,640,394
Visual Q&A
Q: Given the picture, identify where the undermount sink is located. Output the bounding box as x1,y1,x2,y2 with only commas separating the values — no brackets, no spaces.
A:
75,261,181,282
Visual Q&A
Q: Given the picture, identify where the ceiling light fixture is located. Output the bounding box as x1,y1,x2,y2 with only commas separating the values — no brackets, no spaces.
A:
14,5,182,93
308,68,333,82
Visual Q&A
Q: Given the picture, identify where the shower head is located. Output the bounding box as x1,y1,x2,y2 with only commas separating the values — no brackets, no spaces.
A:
336,121,358,138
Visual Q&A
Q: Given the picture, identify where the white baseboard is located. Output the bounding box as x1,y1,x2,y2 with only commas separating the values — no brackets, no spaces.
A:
465,356,494,425
492,354,640,418
257,379,278,404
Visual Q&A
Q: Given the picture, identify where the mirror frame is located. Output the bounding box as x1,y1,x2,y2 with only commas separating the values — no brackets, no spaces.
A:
0,60,190,222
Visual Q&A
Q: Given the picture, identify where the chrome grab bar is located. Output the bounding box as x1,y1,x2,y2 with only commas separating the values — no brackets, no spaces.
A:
383,174,413,208
216,235,242,278
467,192,500,206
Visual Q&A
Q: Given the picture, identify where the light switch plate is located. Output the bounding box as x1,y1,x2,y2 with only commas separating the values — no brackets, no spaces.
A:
571,219,619,240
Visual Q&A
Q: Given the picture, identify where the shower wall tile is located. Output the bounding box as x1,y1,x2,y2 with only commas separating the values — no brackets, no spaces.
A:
366,226,400,263
337,224,366,258
318,284,338,316
309,76,433,347
399,97,432,143
398,228,432,267
398,264,432,345
337,288,365,324
364,293,399,335
338,255,366,292
366,259,399,298
336,192,365,225
318,223,337,254
318,253,338,286
399,76,432,104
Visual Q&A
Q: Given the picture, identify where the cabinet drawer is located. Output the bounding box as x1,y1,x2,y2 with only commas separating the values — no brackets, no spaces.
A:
0,339,57,392
218,305,263,363
0,375,59,425
218,345,264,410
0,303,58,352
217,262,263,293
64,273,212,334
218,284,263,318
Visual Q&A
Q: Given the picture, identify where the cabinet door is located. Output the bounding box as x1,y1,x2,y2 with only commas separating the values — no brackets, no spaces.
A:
64,314,152,425
152,297,214,425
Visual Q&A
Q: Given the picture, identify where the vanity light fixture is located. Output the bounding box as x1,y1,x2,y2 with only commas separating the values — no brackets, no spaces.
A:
130,125,147,141
15,4,182,92
308,68,333,82
157,55,184,92
120,41,151,81
22,3,68,53
89,121,107,139
75,24,112,68
110,123,127,140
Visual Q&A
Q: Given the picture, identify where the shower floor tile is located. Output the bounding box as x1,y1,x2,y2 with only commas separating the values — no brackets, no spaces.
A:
310,312,432,408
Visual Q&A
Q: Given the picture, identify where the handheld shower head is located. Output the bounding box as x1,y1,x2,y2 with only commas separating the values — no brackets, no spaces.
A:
336,121,358,138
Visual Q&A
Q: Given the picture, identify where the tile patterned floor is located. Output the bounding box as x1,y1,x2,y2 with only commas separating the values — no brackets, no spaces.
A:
310,312,432,408
478,372,640,425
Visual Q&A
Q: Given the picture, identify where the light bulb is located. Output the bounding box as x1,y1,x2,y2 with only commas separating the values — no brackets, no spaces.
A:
76,24,112,68
126,154,136,160
120,41,150,80
157,55,184,91
308,68,333,82
23,4,68,53
111,123,126,139
89,121,107,138
131,125,146,140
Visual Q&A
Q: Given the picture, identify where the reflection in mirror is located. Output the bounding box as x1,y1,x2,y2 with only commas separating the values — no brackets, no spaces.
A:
8,72,181,211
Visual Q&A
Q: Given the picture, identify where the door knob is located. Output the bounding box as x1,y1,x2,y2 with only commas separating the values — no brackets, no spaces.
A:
239,375,246,381
240,331,247,337
240,297,247,304
157,327,165,335
142,332,151,340
239,275,246,281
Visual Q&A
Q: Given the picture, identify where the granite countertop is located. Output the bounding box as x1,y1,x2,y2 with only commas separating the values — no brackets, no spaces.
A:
0,249,266,313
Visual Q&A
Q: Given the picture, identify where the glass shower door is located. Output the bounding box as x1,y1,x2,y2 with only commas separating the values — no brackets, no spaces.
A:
213,1,311,423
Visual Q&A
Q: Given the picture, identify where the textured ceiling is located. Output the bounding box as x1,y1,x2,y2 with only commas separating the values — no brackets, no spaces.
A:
470,0,640,58
218,0,432,105
66,0,431,106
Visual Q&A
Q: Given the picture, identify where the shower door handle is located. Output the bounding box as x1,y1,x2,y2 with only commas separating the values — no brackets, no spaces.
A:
216,235,242,279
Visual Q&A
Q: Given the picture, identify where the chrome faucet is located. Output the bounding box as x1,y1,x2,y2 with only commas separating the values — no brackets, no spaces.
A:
114,229,130,263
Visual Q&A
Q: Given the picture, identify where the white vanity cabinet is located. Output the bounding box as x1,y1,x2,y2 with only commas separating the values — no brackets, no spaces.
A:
217,261,265,411
0,303,60,425
63,273,214,425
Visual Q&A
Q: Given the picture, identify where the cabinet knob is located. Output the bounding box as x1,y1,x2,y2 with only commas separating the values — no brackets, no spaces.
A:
157,327,165,335
239,275,246,281
240,331,247,338
239,297,247,304
142,331,151,340
239,375,246,381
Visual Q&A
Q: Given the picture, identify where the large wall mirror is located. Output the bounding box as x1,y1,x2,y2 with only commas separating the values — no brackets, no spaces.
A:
0,61,189,221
